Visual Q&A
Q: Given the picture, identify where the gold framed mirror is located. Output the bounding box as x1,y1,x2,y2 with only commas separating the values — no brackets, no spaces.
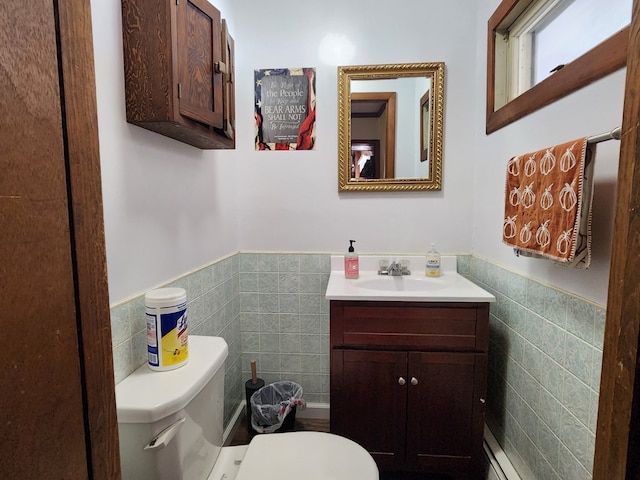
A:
338,62,445,192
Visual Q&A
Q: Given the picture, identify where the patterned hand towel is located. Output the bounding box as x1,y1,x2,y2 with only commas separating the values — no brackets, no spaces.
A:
503,137,595,268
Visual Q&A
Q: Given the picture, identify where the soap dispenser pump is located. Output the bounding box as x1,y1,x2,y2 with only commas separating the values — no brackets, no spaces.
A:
344,240,359,279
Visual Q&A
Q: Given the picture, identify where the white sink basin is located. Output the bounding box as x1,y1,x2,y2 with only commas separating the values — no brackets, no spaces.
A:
355,275,448,292
325,255,495,303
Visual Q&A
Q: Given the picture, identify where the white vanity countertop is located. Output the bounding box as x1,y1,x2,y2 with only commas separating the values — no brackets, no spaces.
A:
325,255,496,303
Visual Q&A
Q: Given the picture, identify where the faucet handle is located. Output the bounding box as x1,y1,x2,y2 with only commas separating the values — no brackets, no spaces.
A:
377,259,390,275
401,260,411,275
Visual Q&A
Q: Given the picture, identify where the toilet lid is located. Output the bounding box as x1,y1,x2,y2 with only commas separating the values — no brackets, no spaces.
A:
235,431,378,480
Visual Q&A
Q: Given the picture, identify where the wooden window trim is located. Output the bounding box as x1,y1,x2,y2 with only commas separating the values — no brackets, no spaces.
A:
486,0,630,134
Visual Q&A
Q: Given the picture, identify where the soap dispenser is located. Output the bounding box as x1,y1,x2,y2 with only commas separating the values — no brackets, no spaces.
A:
344,240,359,279
425,242,441,277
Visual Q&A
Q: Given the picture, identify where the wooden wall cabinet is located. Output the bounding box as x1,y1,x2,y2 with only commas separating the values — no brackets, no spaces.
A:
330,301,490,480
121,0,235,149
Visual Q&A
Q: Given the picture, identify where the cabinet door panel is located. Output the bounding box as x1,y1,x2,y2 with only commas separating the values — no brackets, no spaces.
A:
178,0,223,128
331,350,407,470
406,352,487,473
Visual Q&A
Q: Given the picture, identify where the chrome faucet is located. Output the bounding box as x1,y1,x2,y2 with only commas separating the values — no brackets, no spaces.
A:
387,261,403,276
378,259,411,276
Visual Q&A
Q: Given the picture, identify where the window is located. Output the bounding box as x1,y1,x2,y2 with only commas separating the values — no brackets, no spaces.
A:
487,0,631,133
532,0,630,84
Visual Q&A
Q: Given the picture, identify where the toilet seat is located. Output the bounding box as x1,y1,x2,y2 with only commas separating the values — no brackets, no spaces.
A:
234,431,378,480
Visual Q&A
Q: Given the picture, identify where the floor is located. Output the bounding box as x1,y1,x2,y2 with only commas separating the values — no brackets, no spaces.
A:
224,409,330,446
224,409,458,479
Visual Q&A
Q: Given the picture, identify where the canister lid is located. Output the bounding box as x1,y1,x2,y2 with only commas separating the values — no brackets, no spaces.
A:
115,335,228,424
145,287,187,307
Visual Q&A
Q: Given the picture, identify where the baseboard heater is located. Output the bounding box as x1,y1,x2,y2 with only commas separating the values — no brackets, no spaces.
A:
483,425,521,480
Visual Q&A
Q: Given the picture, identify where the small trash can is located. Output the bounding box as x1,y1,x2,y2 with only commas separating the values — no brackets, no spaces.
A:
250,381,305,434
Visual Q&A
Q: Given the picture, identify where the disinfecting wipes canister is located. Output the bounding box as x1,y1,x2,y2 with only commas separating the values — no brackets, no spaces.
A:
145,287,188,371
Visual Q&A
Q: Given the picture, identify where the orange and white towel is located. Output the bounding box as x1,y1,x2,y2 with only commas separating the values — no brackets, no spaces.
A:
503,137,595,268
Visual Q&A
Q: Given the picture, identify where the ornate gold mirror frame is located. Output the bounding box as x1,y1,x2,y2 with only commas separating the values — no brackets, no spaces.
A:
338,62,445,192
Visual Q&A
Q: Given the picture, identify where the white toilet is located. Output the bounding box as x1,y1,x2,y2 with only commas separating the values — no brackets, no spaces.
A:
115,335,379,480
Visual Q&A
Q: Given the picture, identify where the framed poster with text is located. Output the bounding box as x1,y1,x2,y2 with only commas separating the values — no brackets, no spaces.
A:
254,67,316,150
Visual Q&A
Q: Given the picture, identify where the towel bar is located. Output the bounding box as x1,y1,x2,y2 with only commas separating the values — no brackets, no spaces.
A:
588,126,621,144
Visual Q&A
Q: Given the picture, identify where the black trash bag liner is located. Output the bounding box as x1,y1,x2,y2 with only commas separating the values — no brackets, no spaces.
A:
250,381,305,433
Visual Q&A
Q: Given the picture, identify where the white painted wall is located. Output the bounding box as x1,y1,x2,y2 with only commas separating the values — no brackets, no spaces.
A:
93,0,479,303
92,0,622,307
228,0,479,255
472,0,624,305
91,0,239,302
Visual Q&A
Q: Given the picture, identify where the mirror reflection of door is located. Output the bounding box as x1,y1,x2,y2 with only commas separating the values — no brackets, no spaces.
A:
420,90,430,162
350,92,396,179
351,140,380,179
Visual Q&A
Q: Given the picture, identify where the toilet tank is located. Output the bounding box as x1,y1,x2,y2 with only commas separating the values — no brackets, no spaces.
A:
116,336,229,480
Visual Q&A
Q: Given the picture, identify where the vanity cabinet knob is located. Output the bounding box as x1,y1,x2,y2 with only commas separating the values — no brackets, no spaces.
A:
480,398,486,404
398,377,406,386
410,377,419,386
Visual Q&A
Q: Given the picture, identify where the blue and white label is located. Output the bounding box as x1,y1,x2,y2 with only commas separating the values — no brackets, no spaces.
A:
146,302,188,370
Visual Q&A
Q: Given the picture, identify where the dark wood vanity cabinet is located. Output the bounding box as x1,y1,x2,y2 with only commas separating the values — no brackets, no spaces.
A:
330,301,490,480
121,0,235,149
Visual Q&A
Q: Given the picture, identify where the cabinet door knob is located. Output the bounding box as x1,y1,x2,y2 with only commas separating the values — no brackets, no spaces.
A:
480,398,486,404
398,377,406,386
410,377,419,386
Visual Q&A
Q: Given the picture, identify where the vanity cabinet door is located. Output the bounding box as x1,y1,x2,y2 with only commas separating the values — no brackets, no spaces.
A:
330,349,408,470
329,299,489,478
406,352,487,478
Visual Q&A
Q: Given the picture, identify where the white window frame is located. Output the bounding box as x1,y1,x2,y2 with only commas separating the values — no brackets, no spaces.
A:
507,0,567,98
494,0,569,108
